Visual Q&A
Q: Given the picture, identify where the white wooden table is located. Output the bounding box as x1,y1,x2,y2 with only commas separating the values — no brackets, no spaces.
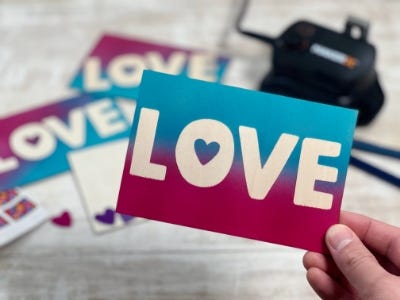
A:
0,0,399,299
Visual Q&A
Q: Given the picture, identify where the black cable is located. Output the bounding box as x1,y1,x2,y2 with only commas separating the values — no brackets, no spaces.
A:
350,155,400,188
350,139,399,188
235,0,276,46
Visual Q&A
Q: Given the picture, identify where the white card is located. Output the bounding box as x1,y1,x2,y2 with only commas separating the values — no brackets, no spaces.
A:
0,189,48,247
68,139,142,233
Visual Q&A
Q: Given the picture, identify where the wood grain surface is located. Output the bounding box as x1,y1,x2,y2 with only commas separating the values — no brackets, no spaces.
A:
0,0,399,299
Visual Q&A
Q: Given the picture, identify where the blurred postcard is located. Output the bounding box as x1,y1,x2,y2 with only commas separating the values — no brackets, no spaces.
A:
0,95,136,190
70,33,230,98
68,140,141,234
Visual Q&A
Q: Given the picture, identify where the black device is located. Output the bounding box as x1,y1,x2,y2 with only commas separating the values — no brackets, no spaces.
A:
236,0,384,125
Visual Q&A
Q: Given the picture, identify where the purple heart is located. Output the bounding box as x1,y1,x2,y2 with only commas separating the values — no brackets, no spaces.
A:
95,208,115,225
26,135,40,145
194,139,220,165
120,213,134,223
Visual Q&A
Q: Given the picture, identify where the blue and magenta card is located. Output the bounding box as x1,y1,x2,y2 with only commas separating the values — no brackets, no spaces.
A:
0,95,136,190
117,71,357,253
70,33,230,98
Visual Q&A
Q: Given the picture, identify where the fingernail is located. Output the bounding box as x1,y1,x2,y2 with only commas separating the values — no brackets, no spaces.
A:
326,224,353,251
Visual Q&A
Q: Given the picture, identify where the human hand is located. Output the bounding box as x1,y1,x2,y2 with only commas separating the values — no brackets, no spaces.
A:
303,211,400,299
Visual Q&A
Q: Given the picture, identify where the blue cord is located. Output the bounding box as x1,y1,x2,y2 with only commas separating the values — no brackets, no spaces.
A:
353,139,400,159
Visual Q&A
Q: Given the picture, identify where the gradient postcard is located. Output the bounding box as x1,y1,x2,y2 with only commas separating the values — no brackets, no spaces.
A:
116,71,357,253
68,140,143,234
0,95,136,190
70,33,230,98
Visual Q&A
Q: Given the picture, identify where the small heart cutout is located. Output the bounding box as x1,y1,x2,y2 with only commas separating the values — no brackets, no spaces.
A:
51,211,72,227
95,208,115,225
26,136,40,145
194,139,220,165
120,213,134,223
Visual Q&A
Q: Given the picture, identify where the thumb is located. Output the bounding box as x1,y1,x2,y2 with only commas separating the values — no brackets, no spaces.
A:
325,224,387,295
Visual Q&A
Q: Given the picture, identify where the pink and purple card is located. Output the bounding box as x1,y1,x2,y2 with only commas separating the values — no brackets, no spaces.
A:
0,188,48,247
69,33,230,98
0,94,136,190
116,71,358,253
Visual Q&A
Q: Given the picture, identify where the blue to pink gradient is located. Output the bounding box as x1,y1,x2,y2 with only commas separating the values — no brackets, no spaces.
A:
117,71,357,253
70,34,230,98
0,94,132,190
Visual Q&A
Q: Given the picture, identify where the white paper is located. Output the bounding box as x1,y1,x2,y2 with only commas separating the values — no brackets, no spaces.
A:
68,139,142,233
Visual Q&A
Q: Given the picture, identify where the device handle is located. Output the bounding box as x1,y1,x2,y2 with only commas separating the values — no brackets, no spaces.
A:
344,16,369,42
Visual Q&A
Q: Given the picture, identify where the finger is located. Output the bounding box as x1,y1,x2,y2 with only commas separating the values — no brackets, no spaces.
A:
341,211,400,269
306,267,350,300
303,252,326,270
376,255,400,276
304,251,357,294
326,224,389,297
303,252,342,279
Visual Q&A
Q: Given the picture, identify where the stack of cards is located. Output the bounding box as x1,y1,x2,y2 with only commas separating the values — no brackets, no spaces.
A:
1,32,357,252
0,33,231,238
